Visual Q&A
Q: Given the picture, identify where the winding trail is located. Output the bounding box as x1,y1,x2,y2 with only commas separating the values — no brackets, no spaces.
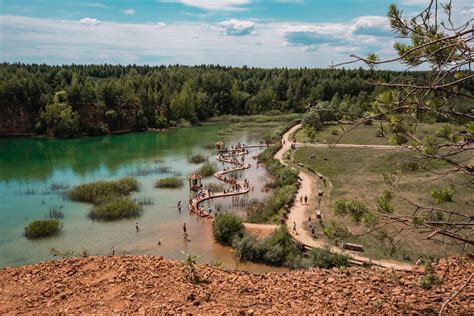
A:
276,124,417,271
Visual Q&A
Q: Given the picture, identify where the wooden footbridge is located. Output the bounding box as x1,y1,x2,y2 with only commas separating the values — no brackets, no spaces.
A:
187,144,269,218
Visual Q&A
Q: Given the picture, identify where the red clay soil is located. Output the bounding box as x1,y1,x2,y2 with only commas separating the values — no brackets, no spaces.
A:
0,256,472,314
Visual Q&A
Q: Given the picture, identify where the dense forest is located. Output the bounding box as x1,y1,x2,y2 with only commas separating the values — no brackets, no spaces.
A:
0,63,472,136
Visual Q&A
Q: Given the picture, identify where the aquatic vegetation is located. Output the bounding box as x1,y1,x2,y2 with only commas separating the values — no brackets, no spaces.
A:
188,154,207,164
88,197,142,221
155,177,184,188
45,207,64,219
202,142,217,150
49,182,70,192
195,162,217,178
125,165,170,176
68,177,139,204
24,219,62,239
133,197,155,205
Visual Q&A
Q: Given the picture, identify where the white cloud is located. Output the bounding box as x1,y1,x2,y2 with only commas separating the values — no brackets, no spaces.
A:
461,8,474,16
220,19,256,36
351,16,391,37
79,17,101,25
86,3,110,9
123,8,135,15
157,22,167,28
160,0,250,11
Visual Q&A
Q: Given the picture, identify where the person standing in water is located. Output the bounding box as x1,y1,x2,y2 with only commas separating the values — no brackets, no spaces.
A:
136,223,140,232
177,201,182,212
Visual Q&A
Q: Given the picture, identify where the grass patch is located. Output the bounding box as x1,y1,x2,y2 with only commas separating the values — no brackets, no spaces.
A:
88,197,142,221
195,162,217,178
68,177,139,205
25,219,62,239
155,177,184,188
188,154,207,164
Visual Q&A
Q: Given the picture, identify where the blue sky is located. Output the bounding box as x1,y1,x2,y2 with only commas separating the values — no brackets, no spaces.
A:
1,0,473,68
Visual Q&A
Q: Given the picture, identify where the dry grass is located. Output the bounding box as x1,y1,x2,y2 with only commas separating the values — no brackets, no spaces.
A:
292,146,473,262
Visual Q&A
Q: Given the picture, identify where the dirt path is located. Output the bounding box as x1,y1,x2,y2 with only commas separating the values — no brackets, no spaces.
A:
276,124,417,271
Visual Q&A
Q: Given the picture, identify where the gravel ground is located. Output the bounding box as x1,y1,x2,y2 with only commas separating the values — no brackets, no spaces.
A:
0,256,472,314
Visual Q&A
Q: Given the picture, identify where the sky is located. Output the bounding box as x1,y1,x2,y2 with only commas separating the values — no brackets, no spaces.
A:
0,0,473,68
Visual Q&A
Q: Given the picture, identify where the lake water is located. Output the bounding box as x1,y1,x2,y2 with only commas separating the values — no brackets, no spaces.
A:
0,123,286,272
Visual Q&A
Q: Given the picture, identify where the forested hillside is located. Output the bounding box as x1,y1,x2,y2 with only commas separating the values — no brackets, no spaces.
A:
0,63,471,136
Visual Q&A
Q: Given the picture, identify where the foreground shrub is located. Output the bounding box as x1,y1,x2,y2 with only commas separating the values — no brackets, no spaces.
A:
25,219,62,239
89,197,142,220
188,154,207,164
213,212,244,245
196,162,217,178
68,177,139,204
232,226,303,267
155,177,184,188
308,247,350,268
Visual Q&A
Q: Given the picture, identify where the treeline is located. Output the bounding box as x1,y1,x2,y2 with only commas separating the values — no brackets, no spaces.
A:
1,63,469,136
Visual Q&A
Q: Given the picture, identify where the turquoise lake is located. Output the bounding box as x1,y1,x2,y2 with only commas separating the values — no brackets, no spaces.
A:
0,123,286,272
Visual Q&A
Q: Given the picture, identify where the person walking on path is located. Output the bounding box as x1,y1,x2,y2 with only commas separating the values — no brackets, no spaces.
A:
304,195,308,205
183,223,187,234
300,195,303,204
311,226,315,238
292,221,297,234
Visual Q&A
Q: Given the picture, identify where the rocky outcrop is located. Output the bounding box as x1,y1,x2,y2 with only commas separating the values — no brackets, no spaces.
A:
0,256,472,314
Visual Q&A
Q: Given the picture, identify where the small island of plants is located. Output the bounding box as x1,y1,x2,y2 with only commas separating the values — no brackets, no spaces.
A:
89,197,142,221
24,219,62,239
188,154,207,164
155,177,184,188
68,177,139,204
195,162,218,178
68,177,142,221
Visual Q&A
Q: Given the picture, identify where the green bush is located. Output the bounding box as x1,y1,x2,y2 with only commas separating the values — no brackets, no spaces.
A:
188,154,207,164
155,177,184,188
232,226,303,267
232,233,259,261
431,187,454,204
196,162,217,178
68,177,139,204
308,247,350,268
213,212,244,245
88,197,142,221
25,219,62,239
